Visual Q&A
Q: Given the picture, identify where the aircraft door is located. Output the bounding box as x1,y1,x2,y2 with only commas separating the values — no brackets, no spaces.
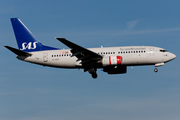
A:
149,48,154,56
43,53,48,62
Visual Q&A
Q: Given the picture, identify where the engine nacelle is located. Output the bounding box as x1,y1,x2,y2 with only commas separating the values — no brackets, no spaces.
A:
102,56,122,66
103,66,127,74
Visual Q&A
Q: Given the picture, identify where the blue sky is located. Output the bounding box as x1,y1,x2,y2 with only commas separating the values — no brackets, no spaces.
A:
0,0,180,120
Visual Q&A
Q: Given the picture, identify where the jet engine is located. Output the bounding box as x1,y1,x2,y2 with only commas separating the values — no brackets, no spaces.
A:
102,56,122,66
103,65,127,74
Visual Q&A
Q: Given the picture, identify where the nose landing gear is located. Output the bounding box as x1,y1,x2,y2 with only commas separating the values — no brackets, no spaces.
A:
154,68,158,72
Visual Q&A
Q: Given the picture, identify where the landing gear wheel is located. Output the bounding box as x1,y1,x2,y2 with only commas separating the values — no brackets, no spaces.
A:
154,68,158,72
92,73,98,79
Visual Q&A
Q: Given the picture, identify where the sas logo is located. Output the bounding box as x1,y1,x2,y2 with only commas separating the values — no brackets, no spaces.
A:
20,42,38,50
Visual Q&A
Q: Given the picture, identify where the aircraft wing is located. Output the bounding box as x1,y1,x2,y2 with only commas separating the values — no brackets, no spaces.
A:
56,38,102,65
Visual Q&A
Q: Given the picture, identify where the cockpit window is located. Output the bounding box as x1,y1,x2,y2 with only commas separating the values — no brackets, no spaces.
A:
160,50,167,52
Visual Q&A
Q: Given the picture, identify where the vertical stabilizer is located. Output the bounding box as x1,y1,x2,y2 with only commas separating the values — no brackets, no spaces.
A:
11,18,58,52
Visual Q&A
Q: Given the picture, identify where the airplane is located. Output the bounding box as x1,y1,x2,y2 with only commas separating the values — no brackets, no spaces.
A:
5,18,176,79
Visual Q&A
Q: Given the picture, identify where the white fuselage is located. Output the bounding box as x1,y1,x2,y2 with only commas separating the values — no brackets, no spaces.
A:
18,46,176,68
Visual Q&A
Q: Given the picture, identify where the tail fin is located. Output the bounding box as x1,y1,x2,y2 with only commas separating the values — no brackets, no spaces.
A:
11,18,58,52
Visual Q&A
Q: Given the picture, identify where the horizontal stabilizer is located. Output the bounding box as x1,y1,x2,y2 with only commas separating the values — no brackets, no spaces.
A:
4,46,31,56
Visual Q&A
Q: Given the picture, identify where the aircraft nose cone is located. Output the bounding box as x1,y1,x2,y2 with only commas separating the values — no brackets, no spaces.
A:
170,53,176,60
173,54,176,59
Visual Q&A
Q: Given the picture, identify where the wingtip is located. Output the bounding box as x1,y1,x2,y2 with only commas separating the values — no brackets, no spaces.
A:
56,37,66,41
4,45,9,48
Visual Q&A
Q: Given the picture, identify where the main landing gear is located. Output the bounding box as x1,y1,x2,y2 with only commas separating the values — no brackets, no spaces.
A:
88,68,98,79
154,68,158,72
92,72,98,79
